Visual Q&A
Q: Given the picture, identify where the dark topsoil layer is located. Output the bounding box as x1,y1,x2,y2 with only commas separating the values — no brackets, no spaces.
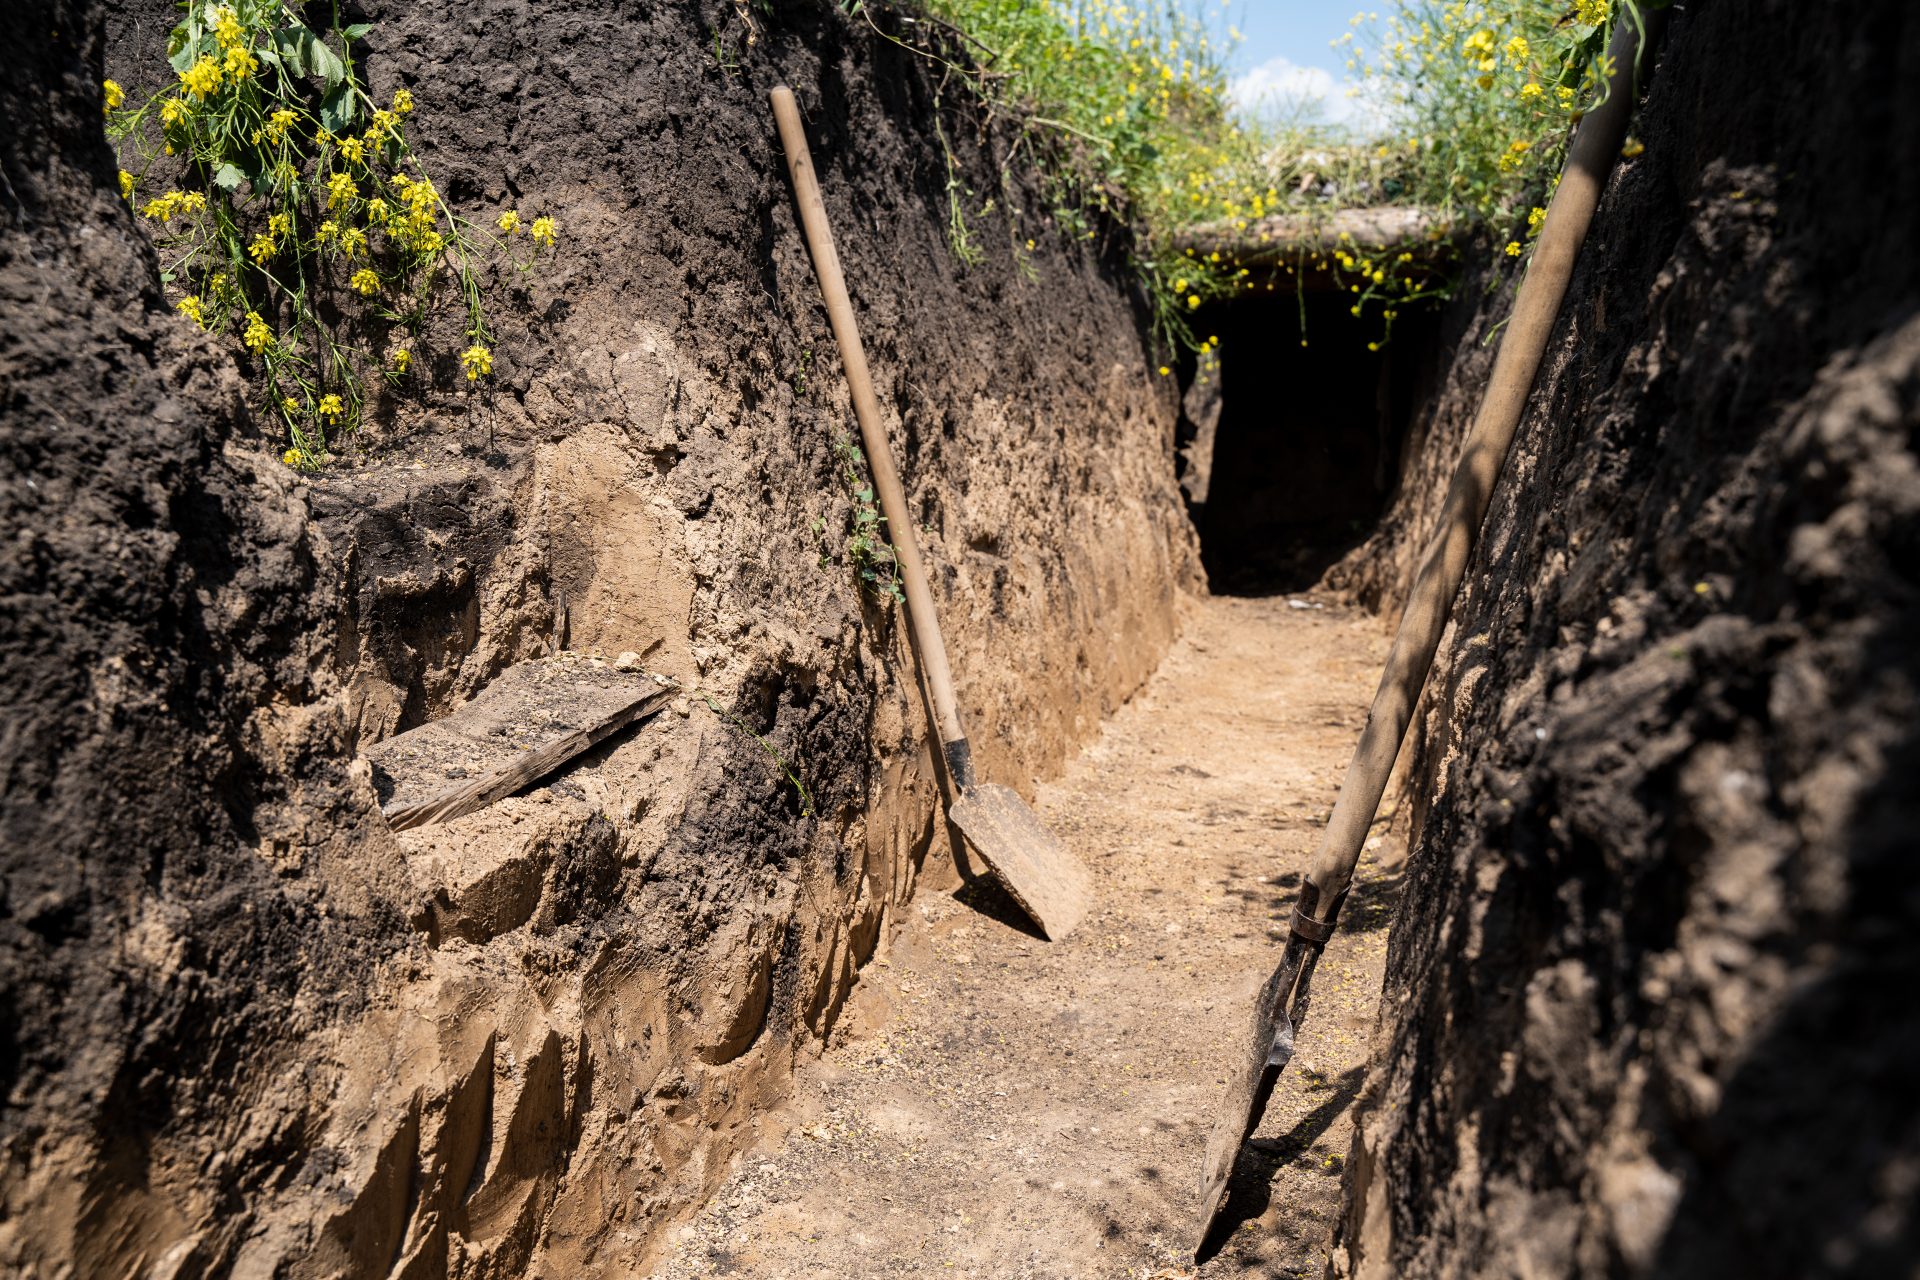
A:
1329,0,1920,1276
1,0,418,1231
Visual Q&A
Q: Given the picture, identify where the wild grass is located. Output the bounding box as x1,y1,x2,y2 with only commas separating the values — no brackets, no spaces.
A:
893,0,1647,352
1343,0,1649,242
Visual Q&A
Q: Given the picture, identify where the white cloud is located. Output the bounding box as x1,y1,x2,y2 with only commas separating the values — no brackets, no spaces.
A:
1228,56,1391,137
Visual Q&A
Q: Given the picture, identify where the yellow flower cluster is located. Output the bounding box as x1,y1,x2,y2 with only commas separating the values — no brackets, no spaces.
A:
119,170,135,200
386,173,446,254
496,209,560,249
317,216,371,259
212,5,244,50
327,172,359,210
102,79,123,113
317,394,345,423
460,344,492,381
391,349,413,373
350,268,381,296
140,190,207,222
265,108,298,144
247,233,275,265
174,296,205,327
242,311,274,353
179,55,222,101
224,45,259,81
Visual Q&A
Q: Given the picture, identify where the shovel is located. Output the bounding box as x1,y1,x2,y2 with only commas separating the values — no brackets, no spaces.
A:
1194,8,1664,1252
770,85,1092,941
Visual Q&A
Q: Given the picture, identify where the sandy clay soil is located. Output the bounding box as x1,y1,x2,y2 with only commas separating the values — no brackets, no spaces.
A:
647,593,1405,1279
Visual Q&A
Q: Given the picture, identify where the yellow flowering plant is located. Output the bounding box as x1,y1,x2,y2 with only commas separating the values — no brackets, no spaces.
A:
104,0,557,469
905,0,1268,352
893,0,1429,356
906,0,1658,357
1344,0,1662,242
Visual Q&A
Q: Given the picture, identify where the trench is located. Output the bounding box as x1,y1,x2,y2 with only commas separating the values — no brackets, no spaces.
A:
1180,284,1444,596
625,278,1445,1277
16,0,1907,1270
646,604,1408,1277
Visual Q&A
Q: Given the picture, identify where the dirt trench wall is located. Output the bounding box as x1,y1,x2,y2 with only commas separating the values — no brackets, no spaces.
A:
1328,1,1920,1276
2,2,1199,1275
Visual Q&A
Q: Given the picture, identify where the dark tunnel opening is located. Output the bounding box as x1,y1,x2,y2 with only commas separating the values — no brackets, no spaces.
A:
1177,284,1445,596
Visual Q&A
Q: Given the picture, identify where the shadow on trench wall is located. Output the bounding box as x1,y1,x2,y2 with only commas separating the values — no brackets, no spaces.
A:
1181,290,1444,596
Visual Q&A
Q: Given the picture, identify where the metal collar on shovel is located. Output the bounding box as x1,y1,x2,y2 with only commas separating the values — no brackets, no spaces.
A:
1194,9,1664,1253
770,85,1092,941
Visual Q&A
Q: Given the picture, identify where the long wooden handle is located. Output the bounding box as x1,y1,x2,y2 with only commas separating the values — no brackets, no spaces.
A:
770,85,974,778
1303,13,1659,916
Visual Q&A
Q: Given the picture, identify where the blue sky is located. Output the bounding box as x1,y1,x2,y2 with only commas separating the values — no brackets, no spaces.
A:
1206,0,1385,132
1225,0,1356,72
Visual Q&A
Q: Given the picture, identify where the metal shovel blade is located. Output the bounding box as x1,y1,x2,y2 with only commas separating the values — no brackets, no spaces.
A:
1195,956,1300,1254
948,782,1091,940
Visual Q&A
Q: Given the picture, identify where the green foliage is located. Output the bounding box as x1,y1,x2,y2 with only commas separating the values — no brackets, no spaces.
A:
1343,0,1637,233
883,0,1641,352
1311,0,1657,329
902,0,1278,351
811,436,906,606
105,0,558,468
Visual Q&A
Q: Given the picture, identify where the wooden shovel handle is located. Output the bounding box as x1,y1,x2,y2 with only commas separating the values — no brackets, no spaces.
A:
1303,12,1661,915
770,86,971,769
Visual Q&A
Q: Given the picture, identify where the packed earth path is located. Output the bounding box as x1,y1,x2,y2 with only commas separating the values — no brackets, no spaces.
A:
649,593,1406,1279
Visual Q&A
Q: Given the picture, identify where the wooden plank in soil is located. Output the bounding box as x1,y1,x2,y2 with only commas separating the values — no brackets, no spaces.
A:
362,655,672,832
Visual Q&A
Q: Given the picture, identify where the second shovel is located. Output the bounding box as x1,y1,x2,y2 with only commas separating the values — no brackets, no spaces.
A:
770,84,1091,941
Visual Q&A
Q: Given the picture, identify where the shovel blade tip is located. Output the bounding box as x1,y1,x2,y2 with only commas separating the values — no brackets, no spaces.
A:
948,782,1091,940
1193,966,1300,1255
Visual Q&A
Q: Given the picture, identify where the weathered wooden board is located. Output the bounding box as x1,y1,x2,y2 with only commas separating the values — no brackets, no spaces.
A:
362,656,673,832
